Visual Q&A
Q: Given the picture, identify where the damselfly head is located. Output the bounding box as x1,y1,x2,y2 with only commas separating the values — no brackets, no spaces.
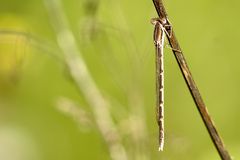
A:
151,17,167,25
150,18,159,25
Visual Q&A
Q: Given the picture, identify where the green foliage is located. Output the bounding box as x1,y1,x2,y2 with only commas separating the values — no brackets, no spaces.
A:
0,0,238,159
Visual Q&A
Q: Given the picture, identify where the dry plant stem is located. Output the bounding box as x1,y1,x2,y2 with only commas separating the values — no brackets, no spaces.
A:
44,0,128,160
152,0,232,159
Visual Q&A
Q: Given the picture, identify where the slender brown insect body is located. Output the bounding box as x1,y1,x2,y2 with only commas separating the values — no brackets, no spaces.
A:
152,19,165,151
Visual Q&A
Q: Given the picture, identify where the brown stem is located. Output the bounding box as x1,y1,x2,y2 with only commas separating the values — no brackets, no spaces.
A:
152,0,232,159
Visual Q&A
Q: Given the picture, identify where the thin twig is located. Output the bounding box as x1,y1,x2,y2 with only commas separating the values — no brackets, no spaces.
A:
152,0,232,159
56,97,93,130
44,0,128,160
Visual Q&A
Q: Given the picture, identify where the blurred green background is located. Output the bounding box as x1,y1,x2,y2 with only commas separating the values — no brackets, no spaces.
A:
0,0,239,159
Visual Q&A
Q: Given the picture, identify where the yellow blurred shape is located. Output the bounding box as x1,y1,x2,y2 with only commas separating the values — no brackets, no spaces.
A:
0,15,29,93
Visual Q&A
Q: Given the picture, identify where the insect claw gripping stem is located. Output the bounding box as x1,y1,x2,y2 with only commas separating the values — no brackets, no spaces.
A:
152,18,181,53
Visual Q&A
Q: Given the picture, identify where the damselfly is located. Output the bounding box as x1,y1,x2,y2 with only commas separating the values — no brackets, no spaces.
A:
151,17,172,151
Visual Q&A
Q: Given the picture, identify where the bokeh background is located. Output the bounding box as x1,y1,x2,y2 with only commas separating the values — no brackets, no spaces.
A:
0,0,239,159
